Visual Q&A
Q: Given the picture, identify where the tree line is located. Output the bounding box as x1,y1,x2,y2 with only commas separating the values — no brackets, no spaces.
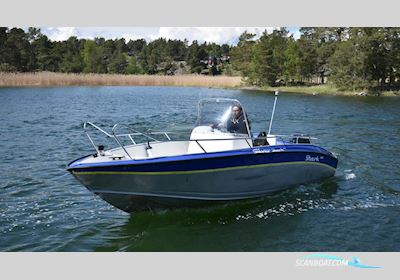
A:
1,27,400,91
231,27,400,91
0,27,231,76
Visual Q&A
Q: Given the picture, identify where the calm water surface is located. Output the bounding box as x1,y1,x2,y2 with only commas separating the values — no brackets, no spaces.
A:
0,86,399,251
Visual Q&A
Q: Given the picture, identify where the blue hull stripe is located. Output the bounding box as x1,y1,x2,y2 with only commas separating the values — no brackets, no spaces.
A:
73,161,336,176
69,145,338,173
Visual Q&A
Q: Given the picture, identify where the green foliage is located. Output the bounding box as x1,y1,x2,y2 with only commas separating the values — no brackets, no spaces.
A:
1,28,33,71
296,37,318,81
229,27,400,90
221,63,237,76
251,29,288,86
60,37,84,73
328,40,370,90
0,27,231,76
187,41,208,74
126,55,142,74
82,40,105,73
283,38,301,82
1,27,400,91
127,39,146,56
108,51,127,74
230,31,256,78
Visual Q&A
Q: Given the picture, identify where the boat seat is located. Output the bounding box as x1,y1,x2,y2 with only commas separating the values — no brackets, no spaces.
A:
188,126,252,154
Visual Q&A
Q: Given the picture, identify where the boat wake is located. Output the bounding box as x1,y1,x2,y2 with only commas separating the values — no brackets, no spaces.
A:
344,169,356,180
235,192,398,221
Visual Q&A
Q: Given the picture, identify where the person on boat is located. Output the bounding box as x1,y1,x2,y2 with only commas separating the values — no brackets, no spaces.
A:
227,105,250,134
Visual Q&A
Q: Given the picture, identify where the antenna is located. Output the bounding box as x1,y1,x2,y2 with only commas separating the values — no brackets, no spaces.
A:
267,91,279,135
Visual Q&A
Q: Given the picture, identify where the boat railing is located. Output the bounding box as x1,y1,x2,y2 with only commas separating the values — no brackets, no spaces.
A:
83,122,113,155
83,122,317,159
112,123,176,159
84,121,173,159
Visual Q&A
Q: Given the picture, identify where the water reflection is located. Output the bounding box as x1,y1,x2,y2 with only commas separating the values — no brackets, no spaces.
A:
95,180,340,251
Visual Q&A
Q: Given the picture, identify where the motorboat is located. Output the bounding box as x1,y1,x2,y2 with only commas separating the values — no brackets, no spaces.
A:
67,92,338,212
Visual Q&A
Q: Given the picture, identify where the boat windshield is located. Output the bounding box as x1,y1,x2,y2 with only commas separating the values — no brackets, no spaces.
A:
196,98,250,136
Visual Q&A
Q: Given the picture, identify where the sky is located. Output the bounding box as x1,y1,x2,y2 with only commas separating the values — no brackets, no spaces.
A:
40,27,300,44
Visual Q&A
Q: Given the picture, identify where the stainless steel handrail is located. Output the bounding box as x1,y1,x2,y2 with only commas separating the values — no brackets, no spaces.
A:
83,121,317,159
111,123,173,159
111,124,133,159
83,122,114,154
83,122,174,156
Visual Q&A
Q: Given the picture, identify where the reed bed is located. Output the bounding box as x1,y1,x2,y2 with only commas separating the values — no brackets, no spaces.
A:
0,72,242,88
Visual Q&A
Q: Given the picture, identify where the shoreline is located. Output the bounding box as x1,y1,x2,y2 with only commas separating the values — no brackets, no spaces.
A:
1,72,399,96
240,85,400,97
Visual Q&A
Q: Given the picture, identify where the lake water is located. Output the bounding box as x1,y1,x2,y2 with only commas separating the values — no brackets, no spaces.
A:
0,86,399,251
